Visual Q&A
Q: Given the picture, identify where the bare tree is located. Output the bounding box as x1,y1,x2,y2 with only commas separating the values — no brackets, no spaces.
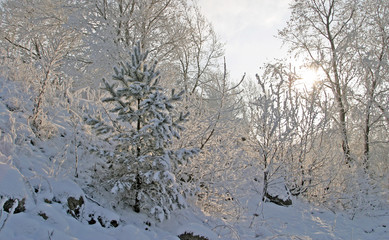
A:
175,4,224,96
353,0,389,170
75,0,188,88
279,0,359,164
278,0,389,213
245,62,296,205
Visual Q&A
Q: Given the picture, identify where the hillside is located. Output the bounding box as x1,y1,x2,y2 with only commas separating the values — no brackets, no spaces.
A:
0,77,388,240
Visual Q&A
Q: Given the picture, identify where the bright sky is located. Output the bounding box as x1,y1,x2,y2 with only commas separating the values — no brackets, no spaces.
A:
197,0,291,81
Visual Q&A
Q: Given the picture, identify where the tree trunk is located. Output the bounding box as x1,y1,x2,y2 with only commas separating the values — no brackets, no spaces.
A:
326,14,352,164
262,156,268,202
134,98,142,212
31,68,51,135
133,173,141,213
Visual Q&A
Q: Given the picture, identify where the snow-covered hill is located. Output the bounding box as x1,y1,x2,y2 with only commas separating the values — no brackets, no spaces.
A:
0,77,219,240
0,77,388,240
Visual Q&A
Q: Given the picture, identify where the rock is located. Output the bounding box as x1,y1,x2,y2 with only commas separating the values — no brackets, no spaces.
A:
88,217,96,225
264,177,292,206
0,163,28,213
264,192,292,206
97,216,105,227
3,198,26,213
51,178,84,204
67,196,84,219
38,211,48,220
178,232,209,240
110,220,119,228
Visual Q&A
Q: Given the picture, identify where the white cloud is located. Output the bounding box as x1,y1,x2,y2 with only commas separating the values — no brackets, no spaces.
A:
197,0,291,80
198,0,290,30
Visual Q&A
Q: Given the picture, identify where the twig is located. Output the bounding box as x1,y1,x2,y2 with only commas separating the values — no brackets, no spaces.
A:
0,197,8,224
48,230,54,240
212,224,241,240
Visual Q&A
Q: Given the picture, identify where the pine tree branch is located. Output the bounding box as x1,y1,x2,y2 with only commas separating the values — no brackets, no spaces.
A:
3,37,39,59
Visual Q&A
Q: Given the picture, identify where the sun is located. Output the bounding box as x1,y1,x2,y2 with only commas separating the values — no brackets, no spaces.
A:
296,66,320,91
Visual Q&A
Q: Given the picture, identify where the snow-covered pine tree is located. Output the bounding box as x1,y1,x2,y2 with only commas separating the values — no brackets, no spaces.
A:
85,42,197,221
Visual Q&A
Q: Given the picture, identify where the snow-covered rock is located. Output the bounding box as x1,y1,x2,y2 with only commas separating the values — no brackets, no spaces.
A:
265,176,292,206
0,162,27,200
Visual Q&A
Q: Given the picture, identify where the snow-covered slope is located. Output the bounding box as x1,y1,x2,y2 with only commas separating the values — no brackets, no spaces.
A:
232,195,389,240
0,77,388,240
0,77,217,240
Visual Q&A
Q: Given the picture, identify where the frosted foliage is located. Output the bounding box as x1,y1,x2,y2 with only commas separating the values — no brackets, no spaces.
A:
86,42,197,221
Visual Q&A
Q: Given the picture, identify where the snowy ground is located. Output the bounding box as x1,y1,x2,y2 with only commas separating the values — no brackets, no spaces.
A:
233,196,389,240
0,77,388,240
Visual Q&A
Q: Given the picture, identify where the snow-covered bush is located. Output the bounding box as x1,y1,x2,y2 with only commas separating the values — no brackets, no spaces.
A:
86,42,197,221
0,0,83,138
